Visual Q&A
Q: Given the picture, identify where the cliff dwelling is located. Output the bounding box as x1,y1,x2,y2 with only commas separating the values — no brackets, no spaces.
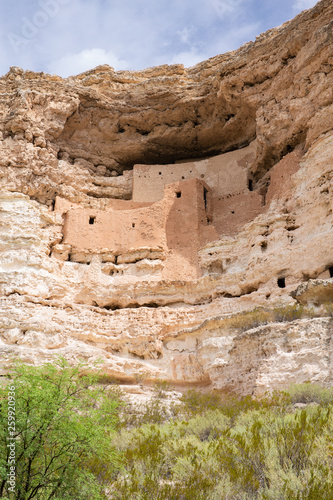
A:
54,177,218,280
1,0,333,402
53,141,264,281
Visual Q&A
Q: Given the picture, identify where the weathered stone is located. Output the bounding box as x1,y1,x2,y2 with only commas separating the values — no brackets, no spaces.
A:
291,279,333,307
0,0,332,395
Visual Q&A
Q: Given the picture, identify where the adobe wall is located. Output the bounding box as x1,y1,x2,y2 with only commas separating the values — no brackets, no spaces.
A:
54,139,279,278
132,140,257,203
212,192,263,237
54,195,151,217
58,178,218,280
62,202,165,255
209,149,303,237
265,149,303,205
165,179,215,249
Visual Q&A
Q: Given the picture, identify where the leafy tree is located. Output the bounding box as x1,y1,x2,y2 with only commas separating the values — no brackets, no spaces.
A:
0,358,121,500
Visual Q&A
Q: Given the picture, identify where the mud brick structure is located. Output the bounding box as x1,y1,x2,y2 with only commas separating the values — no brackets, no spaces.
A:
133,141,264,236
54,178,218,280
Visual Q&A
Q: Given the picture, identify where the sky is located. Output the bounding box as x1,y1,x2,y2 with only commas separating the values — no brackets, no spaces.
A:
0,0,319,78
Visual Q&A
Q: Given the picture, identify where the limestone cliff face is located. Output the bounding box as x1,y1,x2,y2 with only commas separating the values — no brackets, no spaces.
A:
0,0,332,395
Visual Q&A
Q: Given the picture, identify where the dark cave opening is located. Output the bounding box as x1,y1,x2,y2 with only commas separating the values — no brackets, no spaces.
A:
277,277,286,288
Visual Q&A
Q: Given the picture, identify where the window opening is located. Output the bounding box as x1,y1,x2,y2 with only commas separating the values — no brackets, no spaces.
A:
176,191,181,198
329,266,333,278
277,277,286,288
89,216,96,225
203,187,208,211
248,179,253,191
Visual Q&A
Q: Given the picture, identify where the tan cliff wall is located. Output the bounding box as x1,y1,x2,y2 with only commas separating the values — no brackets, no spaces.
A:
0,0,332,395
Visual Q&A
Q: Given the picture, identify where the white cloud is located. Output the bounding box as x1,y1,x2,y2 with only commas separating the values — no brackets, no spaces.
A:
47,48,129,77
177,27,194,45
169,50,206,68
211,0,245,19
145,19,261,70
0,0,319,78
292,0,318,11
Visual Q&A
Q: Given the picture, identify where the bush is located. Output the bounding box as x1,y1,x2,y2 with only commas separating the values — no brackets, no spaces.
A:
179,389,223,416
110,385,333,499
0,358,122,500
273,304,305,322
121,381,178,428
225,304,324,334
286,383,333,405
229,308,272,332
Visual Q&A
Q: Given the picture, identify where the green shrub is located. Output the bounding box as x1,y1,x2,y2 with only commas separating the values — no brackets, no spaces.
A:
121,381,177,428
225,303,323,334
180,389,267,421
176,410,228,442
225,304,309,334
152,379,171,399
111,384,333,499
179,389,223,415
272,304,305,322
274,407,331,476
229,308,272,332
286,383,333,405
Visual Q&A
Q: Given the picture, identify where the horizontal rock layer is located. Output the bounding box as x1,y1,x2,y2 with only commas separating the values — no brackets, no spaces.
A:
0,0,332,394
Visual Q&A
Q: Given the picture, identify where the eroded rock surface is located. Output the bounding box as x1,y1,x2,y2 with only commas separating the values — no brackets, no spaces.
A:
0,0,333,395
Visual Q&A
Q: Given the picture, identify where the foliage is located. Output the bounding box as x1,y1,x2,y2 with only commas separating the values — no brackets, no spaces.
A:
121,380,178,427
286,382,333,405
0,358,122,500
228,308,272,332
272,304,305,322
2,359,333,499
226,304,322,333
111,385,333,499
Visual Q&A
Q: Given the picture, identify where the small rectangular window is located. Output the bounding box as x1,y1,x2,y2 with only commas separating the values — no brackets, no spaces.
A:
176,191,181,198
89,216,96,225
203,187,208,210
277,277,286,288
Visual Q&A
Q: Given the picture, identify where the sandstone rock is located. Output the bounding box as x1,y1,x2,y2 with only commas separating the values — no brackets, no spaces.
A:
291,279,333,307
0,0,332,395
